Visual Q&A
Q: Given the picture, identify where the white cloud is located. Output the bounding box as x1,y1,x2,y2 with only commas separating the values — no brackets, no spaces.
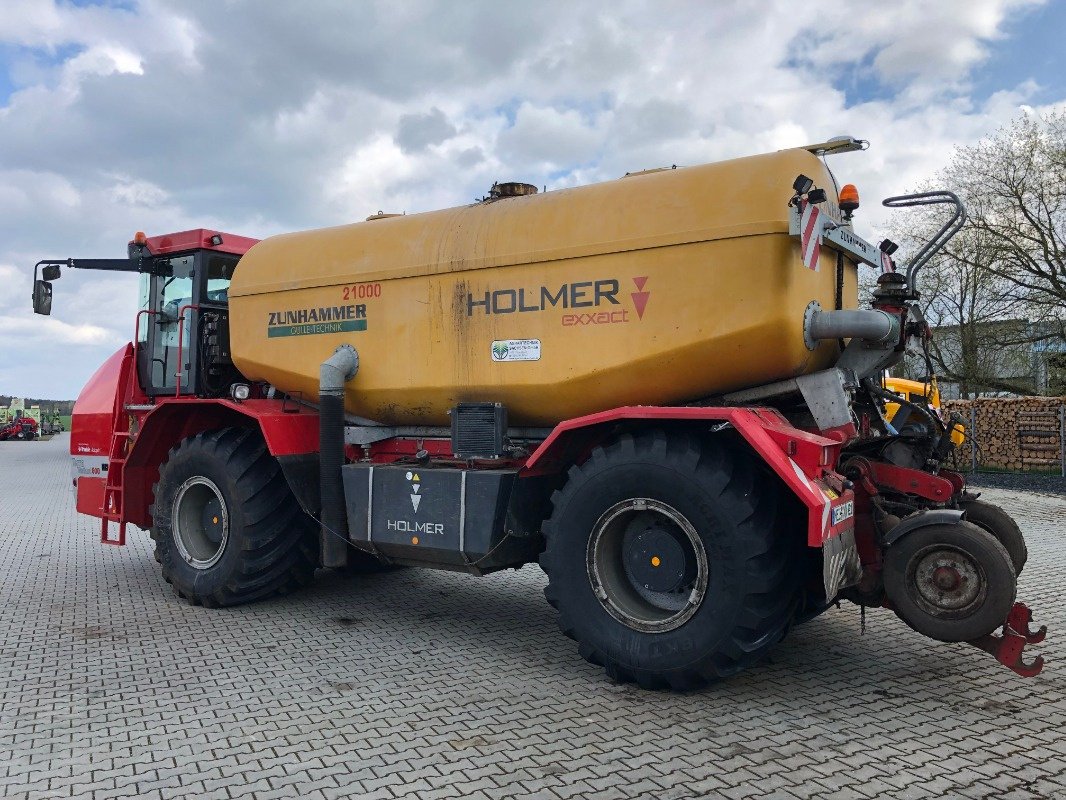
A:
498,104,605,168
0,0,1061,399
107,176,169,208
0,315,120,346
806,0,1042,86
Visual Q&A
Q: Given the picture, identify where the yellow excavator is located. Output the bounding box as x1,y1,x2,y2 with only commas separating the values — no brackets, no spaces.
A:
883,376,966,447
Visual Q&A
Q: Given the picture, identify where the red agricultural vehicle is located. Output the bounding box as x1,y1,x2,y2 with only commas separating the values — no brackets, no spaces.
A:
32,139,1045,688
0,415,39,441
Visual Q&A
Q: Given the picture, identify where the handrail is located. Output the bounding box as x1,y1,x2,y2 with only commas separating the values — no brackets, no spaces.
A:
133,308,158,351
174,304,200,397
882,191,967,287
132,308,159,401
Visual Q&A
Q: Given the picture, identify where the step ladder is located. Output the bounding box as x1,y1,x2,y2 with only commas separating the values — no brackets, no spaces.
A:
100,429,130,546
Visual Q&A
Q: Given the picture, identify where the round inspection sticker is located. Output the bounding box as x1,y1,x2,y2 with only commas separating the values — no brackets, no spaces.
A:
491,339,541,362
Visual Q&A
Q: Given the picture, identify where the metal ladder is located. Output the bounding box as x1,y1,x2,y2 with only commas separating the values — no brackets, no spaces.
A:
100,429,130,546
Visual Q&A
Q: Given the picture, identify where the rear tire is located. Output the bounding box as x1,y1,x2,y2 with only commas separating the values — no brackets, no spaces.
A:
540,431,800,690
959,498,1027,575
884,521,1015,642
150,428,317,607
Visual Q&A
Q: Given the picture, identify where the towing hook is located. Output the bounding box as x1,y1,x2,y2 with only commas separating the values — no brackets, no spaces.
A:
968,602,1047,678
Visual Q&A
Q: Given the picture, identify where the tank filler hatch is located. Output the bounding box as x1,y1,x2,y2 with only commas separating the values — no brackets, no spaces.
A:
488,182,538,199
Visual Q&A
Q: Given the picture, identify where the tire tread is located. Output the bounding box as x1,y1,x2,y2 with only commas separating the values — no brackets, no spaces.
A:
150,427,316,607
540,429,798,690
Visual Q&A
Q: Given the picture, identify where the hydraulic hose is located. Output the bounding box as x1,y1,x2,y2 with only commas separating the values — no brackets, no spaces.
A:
864,378,947,455
319,344,359,569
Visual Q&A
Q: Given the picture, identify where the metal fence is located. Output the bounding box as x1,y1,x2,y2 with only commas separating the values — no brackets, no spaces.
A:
944,399,1066,475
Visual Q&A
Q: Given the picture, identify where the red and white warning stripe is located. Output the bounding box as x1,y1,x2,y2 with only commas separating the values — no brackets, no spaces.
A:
880,251,895,274
799,199,822,271
788,457,831,539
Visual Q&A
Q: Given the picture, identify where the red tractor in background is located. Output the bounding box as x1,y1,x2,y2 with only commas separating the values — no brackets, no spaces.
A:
0,415,39,441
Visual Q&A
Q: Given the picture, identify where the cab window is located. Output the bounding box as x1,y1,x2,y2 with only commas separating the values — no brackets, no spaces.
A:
204,253,238,305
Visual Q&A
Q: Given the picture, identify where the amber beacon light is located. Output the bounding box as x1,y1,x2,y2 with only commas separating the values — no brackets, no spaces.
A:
838,184,860,218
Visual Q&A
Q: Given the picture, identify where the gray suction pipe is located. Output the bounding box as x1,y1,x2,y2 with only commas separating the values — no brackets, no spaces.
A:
806,308,898,349
319,344,359,569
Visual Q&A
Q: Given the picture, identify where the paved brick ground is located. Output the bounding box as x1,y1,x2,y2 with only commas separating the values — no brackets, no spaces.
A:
1,434,1064,800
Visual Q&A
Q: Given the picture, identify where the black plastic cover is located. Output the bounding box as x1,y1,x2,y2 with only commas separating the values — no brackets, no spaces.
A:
342,463,538,573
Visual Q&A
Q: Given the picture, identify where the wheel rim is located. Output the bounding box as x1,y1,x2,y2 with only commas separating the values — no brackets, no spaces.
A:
172,476,229,570
586,498,708,633
907,545,986,618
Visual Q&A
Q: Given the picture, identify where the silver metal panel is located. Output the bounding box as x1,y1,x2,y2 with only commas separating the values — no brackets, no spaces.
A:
720,368,856,434
799,136,868,155
458,471,467,557
346,426,400,446
822,224,882,268
344,424,552,446
796,370,856,431
366,466,374,542
789,204,881,268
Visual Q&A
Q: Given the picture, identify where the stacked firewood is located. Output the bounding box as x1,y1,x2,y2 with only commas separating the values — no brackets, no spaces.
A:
943,396,1066,471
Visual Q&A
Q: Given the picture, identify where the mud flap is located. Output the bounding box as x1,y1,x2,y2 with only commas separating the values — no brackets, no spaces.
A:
823,526,862,600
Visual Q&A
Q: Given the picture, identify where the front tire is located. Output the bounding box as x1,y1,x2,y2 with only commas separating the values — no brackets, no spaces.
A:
540,431,799,690
884,521,1016,642
150,428,317,607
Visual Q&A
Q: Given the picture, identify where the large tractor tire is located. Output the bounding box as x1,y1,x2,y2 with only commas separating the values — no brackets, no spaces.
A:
883,520,1016,642
540,431,800,690
959,498,1027,575
150,428,317,607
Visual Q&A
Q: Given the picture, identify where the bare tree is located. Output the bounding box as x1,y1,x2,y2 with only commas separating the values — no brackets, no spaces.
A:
954,112,1066,322
888,110,1066,398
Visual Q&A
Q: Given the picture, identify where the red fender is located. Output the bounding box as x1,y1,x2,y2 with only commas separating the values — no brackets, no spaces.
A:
523,406,854,547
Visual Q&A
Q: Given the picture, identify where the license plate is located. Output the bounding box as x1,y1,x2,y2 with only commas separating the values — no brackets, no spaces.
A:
832,500,854,526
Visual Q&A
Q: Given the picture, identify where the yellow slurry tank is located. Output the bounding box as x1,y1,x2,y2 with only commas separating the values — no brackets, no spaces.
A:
229,148,857,426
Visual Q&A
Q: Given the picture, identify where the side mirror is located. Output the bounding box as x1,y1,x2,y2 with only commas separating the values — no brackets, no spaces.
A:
41,264,62,281
32,280,53,315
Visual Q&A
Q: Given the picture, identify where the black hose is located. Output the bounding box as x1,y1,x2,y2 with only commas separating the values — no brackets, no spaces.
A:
319,391,347,568
835,251,845,352
864,378,945,440
318,345,359,569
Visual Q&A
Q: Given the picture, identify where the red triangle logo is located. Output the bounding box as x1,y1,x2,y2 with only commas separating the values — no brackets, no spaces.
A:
631,276,650,319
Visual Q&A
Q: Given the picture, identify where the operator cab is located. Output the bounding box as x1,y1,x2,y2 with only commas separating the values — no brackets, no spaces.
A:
32,229,259,399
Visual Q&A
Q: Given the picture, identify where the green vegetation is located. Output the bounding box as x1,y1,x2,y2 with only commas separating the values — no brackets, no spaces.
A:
0,396,74,414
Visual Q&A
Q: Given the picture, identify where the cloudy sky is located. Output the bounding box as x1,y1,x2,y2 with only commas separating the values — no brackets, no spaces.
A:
1,0,1065,400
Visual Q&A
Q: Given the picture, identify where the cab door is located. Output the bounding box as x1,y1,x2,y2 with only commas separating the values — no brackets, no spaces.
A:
138,254,196,396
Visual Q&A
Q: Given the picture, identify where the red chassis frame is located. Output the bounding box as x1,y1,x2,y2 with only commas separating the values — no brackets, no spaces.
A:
73,346,857,549
71,342,1044,677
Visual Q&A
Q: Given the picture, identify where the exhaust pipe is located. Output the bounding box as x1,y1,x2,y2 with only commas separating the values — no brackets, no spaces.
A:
319,344,359,569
